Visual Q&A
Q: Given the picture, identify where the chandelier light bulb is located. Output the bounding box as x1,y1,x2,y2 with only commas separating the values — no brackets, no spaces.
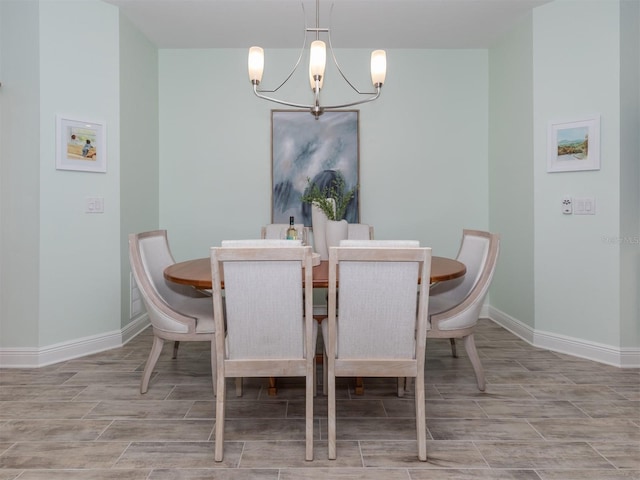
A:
370,50,386,87
309,41,327,81
248,46,264,84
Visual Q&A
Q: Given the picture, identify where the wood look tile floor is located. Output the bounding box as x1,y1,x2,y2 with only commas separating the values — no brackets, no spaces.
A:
1,319,638,479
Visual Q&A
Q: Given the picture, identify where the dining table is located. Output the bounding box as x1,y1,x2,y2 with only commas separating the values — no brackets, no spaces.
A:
164,255,466,289
164,254,466,396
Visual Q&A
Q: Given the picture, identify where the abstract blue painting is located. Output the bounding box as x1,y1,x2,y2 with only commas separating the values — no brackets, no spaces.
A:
271,110,359,226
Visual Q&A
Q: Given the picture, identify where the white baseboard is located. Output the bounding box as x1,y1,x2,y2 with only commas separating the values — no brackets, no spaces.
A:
122,313,151,345
0,314,150,368
2,308,638,369
488,306,640,368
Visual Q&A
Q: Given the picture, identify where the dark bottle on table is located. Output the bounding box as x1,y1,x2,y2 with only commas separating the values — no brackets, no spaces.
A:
286,216,298,240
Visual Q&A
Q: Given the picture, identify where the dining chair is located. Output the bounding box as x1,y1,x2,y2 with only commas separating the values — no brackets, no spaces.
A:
324,240,432,461
128,230,216,395
427,229,500,391
262,223,310,245
319,224,374,394
210,242,316,461
347,223,374,240
221,239,304,397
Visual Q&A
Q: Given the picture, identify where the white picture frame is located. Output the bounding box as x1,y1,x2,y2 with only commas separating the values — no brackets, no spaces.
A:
547,115,600,173
56,115,106,173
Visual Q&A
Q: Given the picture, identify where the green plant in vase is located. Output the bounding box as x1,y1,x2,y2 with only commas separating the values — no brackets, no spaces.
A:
300,173,357,221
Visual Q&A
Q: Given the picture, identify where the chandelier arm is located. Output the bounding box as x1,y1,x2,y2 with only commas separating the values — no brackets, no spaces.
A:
255,2,308,94
252,84,315,109
253,84,380,110
320,87,382,109
327,27,379,96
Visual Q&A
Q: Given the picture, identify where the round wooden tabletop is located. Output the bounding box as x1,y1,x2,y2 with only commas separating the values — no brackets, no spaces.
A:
164,256,466,289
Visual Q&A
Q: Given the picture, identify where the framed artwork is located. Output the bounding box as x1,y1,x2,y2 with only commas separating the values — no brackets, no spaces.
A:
547,115,600,173
271,109,359,226
56,115,106,172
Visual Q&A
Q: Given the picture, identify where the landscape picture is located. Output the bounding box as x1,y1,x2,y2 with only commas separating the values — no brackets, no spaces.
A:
556,125,588,160
547,116,600,173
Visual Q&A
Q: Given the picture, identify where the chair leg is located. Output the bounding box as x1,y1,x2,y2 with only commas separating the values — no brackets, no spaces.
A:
397,377,405,397
141,335,164,394
449,338,458,358
214,369,227,462
463,334,486,392
210,340,217,397
313,358,318,398
403,376,413,394
172,341,180,359
322,351,328,396
327,362,337,460
414,372,427,461
305,360,314,461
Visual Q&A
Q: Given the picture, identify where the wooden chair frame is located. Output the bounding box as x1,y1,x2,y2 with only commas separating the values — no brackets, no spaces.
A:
325,245,432,461
129,230,216,395
210,245,316,462
428,229,500,391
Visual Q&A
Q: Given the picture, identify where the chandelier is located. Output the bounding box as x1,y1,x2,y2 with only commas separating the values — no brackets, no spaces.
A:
247,0,387,118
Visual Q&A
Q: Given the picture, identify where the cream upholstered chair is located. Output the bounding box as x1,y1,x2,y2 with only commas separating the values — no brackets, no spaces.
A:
427,229,500,392
324,240,432,461
210,242,316,461
347,223,374,240
128,230,216,395
320,224,374,394
221,239,304,397
262,223,310,245
322,222,374,258
256,236,316,395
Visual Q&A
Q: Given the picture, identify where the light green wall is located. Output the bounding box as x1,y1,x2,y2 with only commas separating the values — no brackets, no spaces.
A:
533,0,622,344
158,49,489,262
1,0,636,363
619,0,640,348
118,12,159,328
38,0,121,345
0,0,41,347
488,13,535,328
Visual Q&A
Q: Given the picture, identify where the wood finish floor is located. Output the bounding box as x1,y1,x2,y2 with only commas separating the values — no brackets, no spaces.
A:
0,319,638,479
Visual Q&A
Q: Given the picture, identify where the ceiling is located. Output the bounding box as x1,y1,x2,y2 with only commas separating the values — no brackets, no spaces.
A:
103,0,551,49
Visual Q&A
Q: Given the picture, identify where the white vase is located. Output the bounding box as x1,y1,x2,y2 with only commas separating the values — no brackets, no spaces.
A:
325,219,349,254
311,199,335,260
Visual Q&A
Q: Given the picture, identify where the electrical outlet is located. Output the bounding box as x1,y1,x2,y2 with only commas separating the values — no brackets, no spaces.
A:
561,196,572,214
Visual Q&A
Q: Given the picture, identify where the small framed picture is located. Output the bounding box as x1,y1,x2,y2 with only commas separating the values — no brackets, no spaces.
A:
56,115,106,172
547,115,600,173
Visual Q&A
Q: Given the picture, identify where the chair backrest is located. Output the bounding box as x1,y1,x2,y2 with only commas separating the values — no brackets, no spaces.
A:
211,244,313,360
429,229,494,305
430,229,500,329
261,224,310,245
340,239,417,248
329,240,431,359
129,231,196,333
223,239,301,247
134,230,203,302
347,223,374,240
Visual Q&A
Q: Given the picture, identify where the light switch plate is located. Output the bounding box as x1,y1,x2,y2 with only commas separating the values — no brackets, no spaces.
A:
574,196,596,215
85,197,104,213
